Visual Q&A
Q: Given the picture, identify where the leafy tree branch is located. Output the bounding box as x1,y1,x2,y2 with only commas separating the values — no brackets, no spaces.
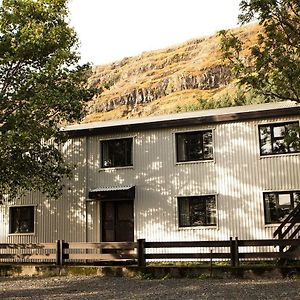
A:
219,0,300,103
0,0,98,198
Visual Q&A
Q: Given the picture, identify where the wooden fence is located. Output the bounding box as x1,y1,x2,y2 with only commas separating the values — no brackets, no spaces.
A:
0,242,57,263
0,238,299,267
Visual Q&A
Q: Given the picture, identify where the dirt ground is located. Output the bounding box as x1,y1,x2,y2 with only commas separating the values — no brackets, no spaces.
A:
0,276,300,299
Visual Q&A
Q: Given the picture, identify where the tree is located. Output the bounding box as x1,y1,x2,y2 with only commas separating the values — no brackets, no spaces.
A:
0,0,96,199
219,0,300,103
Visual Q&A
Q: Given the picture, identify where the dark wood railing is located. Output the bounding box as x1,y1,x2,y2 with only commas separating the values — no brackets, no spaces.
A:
60,241,137,265
273,202,300,241
0,238,299,267
138,238,300,267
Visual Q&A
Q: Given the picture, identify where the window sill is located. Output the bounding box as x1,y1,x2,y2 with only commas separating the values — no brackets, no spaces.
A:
8,233,36,236
175,159,215,166
265,222,300,228
99,166,134,171
260,152,300,159
178,225,218,230
264,223,279,228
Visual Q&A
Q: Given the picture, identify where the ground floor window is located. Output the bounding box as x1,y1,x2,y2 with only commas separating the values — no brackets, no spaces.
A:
264,191,300,224
9,206,35,234
178,195,216,227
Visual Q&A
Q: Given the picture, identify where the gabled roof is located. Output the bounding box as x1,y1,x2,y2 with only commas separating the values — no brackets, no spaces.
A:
62,101,300,137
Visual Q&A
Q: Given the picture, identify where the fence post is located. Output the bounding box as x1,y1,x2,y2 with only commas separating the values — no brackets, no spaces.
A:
235,237,239,267
56,240,65,266
230,237,236,268
278,229,283,252
137,239,146,267
56,240,61,265
278,230,285,266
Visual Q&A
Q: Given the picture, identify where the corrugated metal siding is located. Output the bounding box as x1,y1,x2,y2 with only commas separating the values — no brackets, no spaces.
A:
0,137,88,244
85,115,300,243
0,115,299,245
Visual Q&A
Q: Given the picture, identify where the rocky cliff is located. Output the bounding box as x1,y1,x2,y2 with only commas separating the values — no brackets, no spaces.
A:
84,24,259,122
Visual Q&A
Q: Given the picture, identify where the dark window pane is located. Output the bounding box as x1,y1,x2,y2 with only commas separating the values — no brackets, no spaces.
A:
176,130,213,162
259,125,272,155
294,192,300,206
203,131,213,159
190,198,206,226
285,124,300,152
178,196,216,227
178,198,190,226
10,206,34,234
264,193,276,224
101,138,133,168
273,138,287,154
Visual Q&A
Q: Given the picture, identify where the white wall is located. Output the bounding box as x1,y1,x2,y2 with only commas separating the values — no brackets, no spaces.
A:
87,116,300,243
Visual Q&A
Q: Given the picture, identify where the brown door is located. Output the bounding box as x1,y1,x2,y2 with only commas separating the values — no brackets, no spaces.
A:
101,200,134,242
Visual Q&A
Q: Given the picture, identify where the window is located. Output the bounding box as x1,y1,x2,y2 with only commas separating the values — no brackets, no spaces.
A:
9,206,35,234
264,191,300,224
178,195,216,227
101,138,133,168
259,122,300,156
176,130,213,162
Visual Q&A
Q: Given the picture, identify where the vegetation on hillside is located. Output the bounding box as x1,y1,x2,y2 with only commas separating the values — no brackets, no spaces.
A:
176,87,272,113
82,1,300,123
85,24,260,122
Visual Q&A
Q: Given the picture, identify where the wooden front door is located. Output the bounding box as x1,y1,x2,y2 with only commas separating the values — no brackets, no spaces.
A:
101,200,134,242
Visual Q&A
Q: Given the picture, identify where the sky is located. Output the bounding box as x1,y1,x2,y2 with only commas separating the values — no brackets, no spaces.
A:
69,0,242,66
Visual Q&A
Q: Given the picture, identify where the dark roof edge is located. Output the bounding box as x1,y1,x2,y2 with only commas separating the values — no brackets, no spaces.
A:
65,106,300,138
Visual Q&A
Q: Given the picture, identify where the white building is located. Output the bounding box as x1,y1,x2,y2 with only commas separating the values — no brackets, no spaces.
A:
1,101,300,245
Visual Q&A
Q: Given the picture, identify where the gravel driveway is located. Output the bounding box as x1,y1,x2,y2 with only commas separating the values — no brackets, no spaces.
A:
0,276,299,299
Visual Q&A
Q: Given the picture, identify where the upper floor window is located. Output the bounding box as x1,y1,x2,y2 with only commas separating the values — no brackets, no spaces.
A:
178,195,217,227
264,191,300,224
101,138,133,168
176,130,213,162
259,122,300,156
9,206,35,234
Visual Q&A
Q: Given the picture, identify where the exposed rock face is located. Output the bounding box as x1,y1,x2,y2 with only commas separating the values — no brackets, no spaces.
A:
90,65,231,114
85,24,258,122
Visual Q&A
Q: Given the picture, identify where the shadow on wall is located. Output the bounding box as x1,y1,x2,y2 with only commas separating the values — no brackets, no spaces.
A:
93,117,300,243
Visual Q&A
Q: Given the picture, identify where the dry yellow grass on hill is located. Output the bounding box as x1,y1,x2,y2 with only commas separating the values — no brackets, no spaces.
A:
84,23,261,123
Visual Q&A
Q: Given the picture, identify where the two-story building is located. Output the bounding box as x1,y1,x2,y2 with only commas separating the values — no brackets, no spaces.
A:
1,101,299,245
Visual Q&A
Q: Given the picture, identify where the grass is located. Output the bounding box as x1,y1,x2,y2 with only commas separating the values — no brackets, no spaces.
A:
85,24,261,123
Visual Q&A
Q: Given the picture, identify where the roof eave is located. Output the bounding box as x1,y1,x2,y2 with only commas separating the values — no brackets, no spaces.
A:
64,106,300,138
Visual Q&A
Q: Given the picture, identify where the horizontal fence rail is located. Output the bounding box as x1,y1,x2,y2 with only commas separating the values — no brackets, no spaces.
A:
138,238,300,267
143,240,232,262
56,241,138,265
0,243,57,263
0,238,299,267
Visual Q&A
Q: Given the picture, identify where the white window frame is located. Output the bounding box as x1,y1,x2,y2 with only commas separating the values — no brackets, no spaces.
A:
263,189,300,226
99,135,135,170
257,119,300,159
176,194,218,230
173,128,215,165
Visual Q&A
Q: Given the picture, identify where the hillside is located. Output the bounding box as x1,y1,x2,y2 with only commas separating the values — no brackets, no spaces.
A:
84,23,261,123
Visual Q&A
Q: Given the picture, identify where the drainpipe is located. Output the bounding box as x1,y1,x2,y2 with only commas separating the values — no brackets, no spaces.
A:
85,135,89,243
